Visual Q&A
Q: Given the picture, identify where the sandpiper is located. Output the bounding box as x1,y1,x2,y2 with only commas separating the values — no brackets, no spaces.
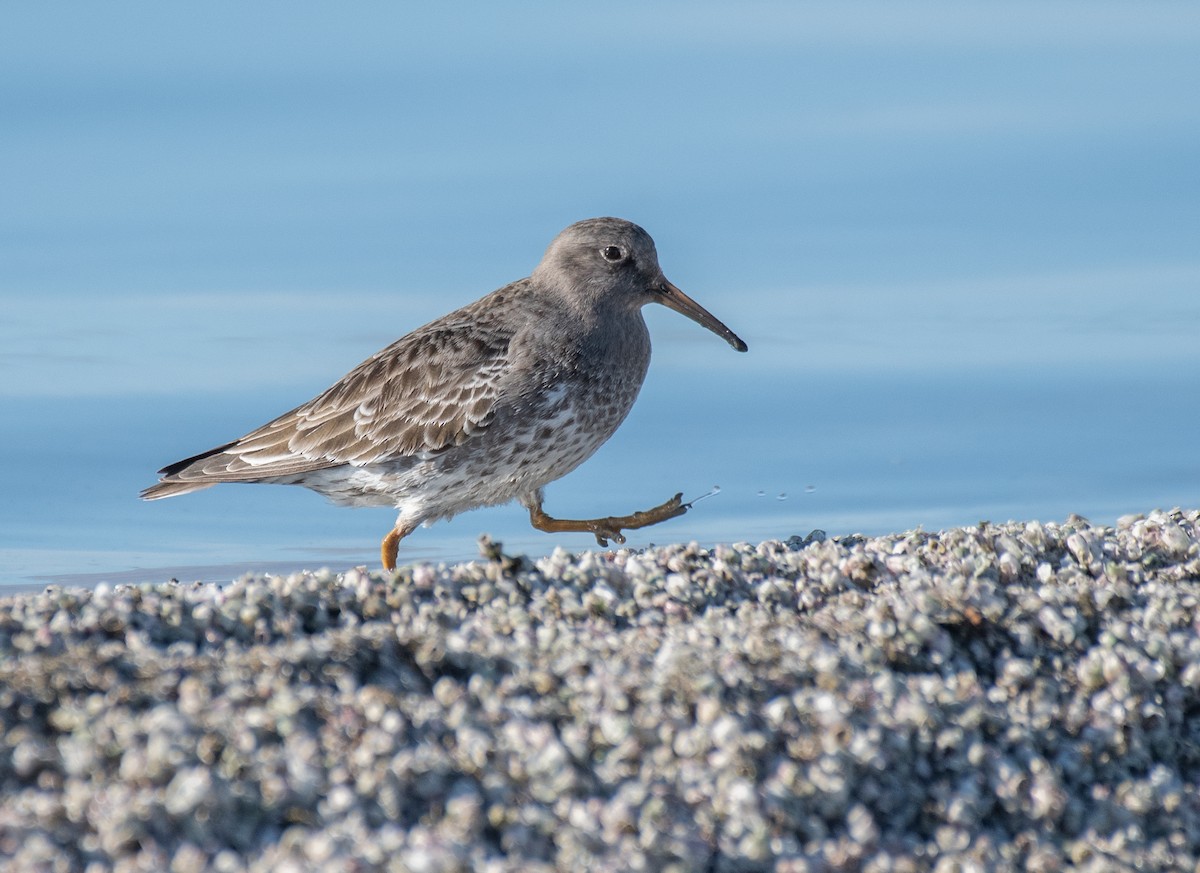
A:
142,218,747,570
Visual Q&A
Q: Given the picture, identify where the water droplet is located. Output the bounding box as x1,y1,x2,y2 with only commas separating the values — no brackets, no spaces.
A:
756,490,766,497
711,485,721,494
777,492,787,501
805,485,816,494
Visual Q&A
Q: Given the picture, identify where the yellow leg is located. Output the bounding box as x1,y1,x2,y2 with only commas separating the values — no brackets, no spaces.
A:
381,526,410,571
526,492,688,546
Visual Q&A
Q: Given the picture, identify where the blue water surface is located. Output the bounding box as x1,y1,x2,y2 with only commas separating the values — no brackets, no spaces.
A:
2,2,1199,587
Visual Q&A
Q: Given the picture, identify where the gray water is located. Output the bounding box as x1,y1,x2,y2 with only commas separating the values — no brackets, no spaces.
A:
3,2,1199,586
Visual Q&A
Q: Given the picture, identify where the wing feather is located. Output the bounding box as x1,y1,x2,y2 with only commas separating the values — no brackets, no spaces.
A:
146,287,524,490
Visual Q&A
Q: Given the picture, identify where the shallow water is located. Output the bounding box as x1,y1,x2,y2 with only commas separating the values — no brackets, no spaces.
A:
3,3,1199,587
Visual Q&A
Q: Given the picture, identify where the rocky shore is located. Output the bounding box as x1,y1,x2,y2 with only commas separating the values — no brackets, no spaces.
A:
3,510,1200,871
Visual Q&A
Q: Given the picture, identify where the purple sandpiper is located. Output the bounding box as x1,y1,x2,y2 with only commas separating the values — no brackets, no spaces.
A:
142,218,747,570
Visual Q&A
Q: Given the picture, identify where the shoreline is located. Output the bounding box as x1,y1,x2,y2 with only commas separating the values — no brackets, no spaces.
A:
3,509,1199,870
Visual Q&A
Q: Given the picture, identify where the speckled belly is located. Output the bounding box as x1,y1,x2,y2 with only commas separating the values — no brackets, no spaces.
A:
275,374,644,526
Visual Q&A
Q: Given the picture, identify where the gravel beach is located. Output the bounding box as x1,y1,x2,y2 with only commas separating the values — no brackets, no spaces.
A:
3,509,1200,872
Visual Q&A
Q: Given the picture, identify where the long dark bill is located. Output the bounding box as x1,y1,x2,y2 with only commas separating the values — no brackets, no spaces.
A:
656,278,749,352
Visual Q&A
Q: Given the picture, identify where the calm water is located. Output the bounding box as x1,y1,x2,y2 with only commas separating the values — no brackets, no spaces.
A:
3,3,1199,588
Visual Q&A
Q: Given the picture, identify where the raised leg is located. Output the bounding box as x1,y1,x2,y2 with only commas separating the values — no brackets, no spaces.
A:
380,524,414,571
523,490,689,547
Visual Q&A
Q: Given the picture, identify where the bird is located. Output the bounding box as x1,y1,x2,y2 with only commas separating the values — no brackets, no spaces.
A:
141,217,747,570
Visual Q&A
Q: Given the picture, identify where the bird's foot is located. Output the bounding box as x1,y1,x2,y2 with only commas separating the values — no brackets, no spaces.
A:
527,492,689,546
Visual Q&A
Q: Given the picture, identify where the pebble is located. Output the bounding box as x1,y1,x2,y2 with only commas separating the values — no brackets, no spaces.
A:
3,509,1200,871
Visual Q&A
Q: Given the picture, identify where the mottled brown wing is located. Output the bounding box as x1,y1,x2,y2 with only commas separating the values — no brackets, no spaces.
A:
155,309,517,485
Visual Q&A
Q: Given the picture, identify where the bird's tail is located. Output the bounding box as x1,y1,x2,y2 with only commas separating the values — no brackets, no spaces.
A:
140,480,216,500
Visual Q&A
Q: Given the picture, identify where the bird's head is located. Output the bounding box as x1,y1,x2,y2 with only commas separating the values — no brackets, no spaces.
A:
534,217,748,353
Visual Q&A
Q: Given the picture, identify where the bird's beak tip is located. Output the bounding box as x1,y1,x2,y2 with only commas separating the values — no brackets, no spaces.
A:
657,279,748,354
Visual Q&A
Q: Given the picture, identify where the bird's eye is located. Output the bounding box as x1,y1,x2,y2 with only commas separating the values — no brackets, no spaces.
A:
601,245,626,263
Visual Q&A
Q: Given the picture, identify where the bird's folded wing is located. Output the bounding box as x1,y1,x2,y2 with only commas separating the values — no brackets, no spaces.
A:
160,320,516,483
